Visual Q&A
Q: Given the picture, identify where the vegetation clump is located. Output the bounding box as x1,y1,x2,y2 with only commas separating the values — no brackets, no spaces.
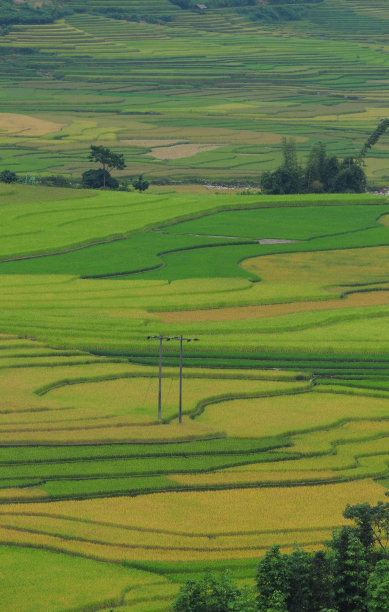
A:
85,145,126,189
260,138,366,195
0,0,74,26
0,169,17,183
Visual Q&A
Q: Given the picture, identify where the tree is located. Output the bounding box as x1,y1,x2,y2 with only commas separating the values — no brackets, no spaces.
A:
132,174,149,192
309,550,335,612
88,145,126,188
256,545,290,610
332,527,369,612
264,589,288,612
334,159,366,193
281,137,298,171
344,502,389,560
260,166,302,194
358,118,389,165
305,141,326,191
366,559,389,611
287,547,312,612
0,169,17,183
82,168,119,190
173,571,256,612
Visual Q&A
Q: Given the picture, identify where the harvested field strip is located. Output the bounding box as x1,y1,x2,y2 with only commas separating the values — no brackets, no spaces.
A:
157,289,389,323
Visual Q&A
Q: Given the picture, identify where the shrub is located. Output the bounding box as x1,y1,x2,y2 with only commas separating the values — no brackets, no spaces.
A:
0,169,17,183
132,175,149,192
81,169,119,190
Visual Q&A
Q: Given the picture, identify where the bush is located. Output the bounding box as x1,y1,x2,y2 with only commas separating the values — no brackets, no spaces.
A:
173,571,256,611
132,175,149,192
81,169,118,190
40,175,73,188
0,169,17,183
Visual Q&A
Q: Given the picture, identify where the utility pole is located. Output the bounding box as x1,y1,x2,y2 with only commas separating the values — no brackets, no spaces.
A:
171,335,199,424
146,334,172,421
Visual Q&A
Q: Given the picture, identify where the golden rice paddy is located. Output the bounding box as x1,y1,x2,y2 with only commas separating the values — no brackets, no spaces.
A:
147,143,221,160
157,289,389,323
241,245,389,286
1,480,384,561
196,391,389,437
0,113,63,137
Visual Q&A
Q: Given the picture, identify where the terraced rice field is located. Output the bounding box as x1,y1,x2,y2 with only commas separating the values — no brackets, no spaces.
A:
0,0,388,183
0,183,389,608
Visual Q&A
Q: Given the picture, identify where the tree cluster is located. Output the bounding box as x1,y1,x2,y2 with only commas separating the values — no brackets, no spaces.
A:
260,138,366,195
174,502,389,612
0,0,73,27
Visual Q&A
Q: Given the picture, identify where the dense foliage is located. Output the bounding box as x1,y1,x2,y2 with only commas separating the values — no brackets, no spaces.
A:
0,0,73,26
174,502,389,611
260,138,367,194
171,0,324,23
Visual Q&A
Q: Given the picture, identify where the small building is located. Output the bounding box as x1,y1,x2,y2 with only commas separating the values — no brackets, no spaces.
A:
195,4,207,13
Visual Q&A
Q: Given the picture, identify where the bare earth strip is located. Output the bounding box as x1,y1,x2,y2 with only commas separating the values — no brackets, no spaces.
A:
157,290,389,323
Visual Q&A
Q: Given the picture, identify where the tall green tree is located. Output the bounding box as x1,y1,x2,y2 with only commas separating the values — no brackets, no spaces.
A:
309,550,334,612
281,137,298,171
332,527,369,612
366,559,389,611
305,141,327,191
256,545,290,611
287,547,312,612
265,589,288,611
344,502,389,560
88,145,126,188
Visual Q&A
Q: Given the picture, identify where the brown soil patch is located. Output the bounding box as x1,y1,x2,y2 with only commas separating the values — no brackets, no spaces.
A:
156,290,389,323
0,113,63,137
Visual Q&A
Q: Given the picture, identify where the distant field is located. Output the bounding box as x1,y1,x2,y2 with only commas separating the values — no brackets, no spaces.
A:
0,0,388,184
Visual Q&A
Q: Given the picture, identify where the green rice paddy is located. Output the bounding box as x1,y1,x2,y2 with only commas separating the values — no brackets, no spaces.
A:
1,0,389,608
0,183,388,607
